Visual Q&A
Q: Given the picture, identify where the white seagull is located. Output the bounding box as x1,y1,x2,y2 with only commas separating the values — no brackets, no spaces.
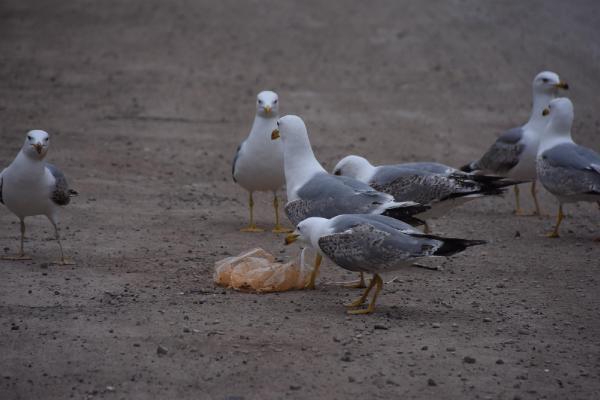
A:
232,90,289,233
536,98,600,238
461,71,569,215
1,130,77,264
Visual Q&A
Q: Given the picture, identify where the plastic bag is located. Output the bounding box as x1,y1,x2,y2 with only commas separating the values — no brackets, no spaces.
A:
213,248,312,292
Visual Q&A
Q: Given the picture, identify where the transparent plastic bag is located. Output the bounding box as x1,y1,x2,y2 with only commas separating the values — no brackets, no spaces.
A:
214,248,312,292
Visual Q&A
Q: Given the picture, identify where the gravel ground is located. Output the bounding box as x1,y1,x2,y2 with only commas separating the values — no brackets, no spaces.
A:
1,1,599,399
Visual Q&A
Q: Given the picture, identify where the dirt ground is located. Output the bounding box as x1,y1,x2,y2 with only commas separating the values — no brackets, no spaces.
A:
1,1,599,399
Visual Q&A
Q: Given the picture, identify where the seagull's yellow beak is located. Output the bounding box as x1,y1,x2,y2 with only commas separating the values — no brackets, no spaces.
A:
542,108,550,116
555,81,569,90
271,129,280,140
32,143,43,154
284,233,299,245
263,105,272,115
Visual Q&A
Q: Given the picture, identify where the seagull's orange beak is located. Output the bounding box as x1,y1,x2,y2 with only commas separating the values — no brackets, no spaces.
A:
271,129,280,140
555,81,569,90
284,233,299,245
263,105,272,115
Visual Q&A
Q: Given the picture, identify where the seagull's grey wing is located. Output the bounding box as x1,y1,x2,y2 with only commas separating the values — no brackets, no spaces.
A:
473,127,525,174
231,140,246,183
46,164,75,206
371,167,479,204
320,216,485,273
538,143,600,197
331,213,418,233
284,199,313,226
317,222,438,274
292,173,394,220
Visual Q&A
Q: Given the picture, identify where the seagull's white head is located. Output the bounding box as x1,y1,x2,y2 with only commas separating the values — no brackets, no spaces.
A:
541,97,574,137
532,71,568,95
256,90,279,117
270,115,308,145
22,130,50,159
332,155,374,181
285,217,331,250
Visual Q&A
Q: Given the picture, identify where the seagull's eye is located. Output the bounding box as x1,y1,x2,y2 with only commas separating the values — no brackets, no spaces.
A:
258,99,263,104
334,169,341,176
273,99,278,104
27,136,32,141
542,78,549,83
44,138,49,142
276,121,280,127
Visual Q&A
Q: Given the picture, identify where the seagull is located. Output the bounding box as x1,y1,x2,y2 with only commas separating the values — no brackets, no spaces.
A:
285,214,485,314
461,71,569,215
1,130,77,264
271,115,429,289
536,98,600,238
232,90,290,233
333,155,519,231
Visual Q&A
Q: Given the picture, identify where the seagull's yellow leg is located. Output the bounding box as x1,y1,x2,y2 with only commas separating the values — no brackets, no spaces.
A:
1,219,32,261
271,193,292,233
513,185,525,215
49,221,75,266
305,253,322,289
240,192,263,232
530,181,543,216
546,204,564,238
347,274,383,315
344,274,376,308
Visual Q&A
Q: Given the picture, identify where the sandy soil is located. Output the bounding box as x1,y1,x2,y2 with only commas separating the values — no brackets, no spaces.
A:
1,1,599,399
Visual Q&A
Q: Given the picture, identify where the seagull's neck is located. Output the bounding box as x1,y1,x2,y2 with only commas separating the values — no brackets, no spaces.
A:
14,150,45,171
525,91,554,131
358,162,377,182
538,130,574,155
248,114,277,141
282,135,326,200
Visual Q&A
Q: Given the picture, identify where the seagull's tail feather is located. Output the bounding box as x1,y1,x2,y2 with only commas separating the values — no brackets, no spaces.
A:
425,236,487,257
381,201,429,226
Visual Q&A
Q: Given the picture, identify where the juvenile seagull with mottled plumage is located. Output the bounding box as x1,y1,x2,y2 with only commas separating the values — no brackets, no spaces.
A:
1,130,77,264
536,98,600,238
285,214,485,314
461,71,569,215
333,155,520,231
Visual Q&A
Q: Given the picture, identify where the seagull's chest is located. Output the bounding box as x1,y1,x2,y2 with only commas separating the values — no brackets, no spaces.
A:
234,136,285,191
3,169,53,217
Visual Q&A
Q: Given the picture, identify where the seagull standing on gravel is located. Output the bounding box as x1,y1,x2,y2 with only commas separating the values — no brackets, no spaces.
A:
285,214,485,314
232,90,290,233
461,71,569,215
0,130,77,264
536,98,600,238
